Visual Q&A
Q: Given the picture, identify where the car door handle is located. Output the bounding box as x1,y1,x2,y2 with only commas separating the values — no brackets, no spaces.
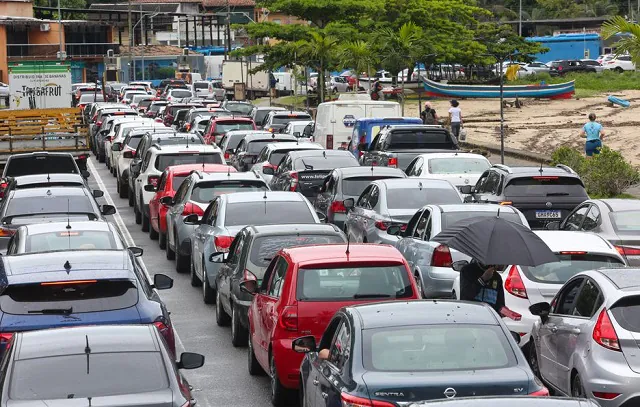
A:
549,325,558,333
313,379,319,386
321,392,328,399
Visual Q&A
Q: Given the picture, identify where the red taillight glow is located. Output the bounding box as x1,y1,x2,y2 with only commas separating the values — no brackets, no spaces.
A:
154,320,176,356
182,202,204,216
593,392,621,400
532,176,559,180
279,305,298,331
504,265,528,299
388,157,398,168
0,333,13,350
431,245,453,267
41,280,97,286
593,308,620,351
615,245,640,256
330,200,346,214
214,235,234,253
96,120,103,126
289,171,299,191
224,151,230,160
529,387,550,397
341,392,395,407
147,175,160,187
374,220,390,231
0,227,16,237
559,251,587,255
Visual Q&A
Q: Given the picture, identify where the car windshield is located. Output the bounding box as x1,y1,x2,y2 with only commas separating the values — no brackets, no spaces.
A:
342,176,402,196
224,136,245,151
170,90,193,98
386,188,462,209
6,156,78,177
215,122,254,134
364,325,515,371
155,153,222,170
504,177,588,198
268,150,301,165
25,230,120,252
296,265,413,301
293,156,357,171
224,201,313,226
6,195,94,218
225,103,253,115
271,115,311,125
10,352,168,400
520,254,624,284
386,130,454,149
255,110,280,124
610,210,640,234
428,158,490,174
250,234,345,268
190,181,267,203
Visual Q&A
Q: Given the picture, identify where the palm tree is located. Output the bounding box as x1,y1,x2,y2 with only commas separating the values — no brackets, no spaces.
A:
602,16,640,65
298,30,338,102
338,40,377,91
584,0,618,17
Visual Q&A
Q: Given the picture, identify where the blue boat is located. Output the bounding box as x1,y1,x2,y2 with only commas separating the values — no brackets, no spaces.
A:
608,95,630,108
422,78,575,99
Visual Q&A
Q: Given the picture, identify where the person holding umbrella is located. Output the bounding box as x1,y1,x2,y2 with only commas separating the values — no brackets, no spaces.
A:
459,261,506,313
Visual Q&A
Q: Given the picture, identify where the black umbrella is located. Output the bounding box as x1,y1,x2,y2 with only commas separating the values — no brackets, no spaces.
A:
432,215,558,267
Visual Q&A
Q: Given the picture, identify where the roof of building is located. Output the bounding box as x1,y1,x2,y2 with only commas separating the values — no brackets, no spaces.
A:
124,45,202,56
202,0,255,7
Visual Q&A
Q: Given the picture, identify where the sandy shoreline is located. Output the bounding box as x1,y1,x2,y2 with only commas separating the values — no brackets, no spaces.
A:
404,90,640,166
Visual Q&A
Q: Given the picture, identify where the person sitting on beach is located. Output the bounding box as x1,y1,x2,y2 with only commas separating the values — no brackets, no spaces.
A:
579,113,605,158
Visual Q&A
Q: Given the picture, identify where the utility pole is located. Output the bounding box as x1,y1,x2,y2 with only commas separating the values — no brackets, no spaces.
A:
225,0,231,58
57,0,64,60
128,0,132,81
518,0,522,36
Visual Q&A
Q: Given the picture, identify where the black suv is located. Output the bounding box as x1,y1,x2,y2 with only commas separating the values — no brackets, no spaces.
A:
549,60,597,76
462,164,589,229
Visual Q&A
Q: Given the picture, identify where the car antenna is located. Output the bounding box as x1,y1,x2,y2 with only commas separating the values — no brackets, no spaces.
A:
539,161,543,174
64,260,72,274
85,335,91,374
227,166,231,177
497,206,501,218
345,233,350,256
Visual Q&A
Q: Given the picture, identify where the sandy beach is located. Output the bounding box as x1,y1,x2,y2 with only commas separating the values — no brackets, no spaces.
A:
404,90,640,165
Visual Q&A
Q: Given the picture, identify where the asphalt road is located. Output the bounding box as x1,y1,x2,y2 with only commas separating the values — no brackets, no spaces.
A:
86,157,274,407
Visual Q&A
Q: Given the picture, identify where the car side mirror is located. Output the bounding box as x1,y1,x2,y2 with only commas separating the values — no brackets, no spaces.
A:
293,132,301,138
510,331,521,344
123,151,135,159
387,225,402,236
292,335,317,353
459,185,473,194
111,142,123,151
343,198,355,210
209,252,227,263
144,184,157,192
316,211,327,222
463,195,474,203
81,170,91,179
546,221,560,230
177,352,205,370
262,167,275,175
153,273,174,290
529,302,551,323
101,204,116,216
239,279,258,295
128,246,144,257
93,189,104,198
184,214,200,225
160,196,173,206
452,260,469,272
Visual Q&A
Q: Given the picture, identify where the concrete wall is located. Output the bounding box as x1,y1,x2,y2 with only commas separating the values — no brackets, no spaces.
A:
0,0,33,18
29,22,64,47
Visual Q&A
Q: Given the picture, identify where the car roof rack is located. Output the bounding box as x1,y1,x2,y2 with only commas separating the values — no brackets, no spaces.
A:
491,164,512,173
555,164,576,174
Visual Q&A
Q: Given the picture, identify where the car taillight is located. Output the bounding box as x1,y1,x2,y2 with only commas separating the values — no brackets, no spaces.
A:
153,320,176,356
615,245,640,256
96,120,102,126
330,200,346,214
593,392,621,400
557,66,563,71
0,227,15,237
388,157,398,168
593,308,620,351
431,244,452,267
375,220,390,230
91,114,98,121
0,333,13,351
224,151,230,159
529,387,550,396
182,202,204,216
214,235,233,253
147,175,160,187
504,265,528,299
289,171,298,191
279,305,298,331
341,392,395,407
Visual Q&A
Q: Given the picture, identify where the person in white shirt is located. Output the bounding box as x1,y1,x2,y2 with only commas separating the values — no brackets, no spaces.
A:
448,99,463,140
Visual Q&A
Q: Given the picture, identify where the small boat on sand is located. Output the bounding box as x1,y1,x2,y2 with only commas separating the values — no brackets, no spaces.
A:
421,77,575,99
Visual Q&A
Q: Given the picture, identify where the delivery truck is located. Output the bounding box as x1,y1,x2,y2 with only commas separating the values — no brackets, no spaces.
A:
221,60,272,99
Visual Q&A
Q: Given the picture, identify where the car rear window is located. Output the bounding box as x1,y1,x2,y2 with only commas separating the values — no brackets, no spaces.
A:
296,264,413,301
139,99,153,108
293,156,358,171
610,211,640,234
215,122,255,134
271,114,311,125
6,195,94,219
225,104,254,115
126,135,143,149
0,279,138,315
194,82,209,89
155,153,222,170
611,296,640,332
248,140,286,154
225,201,314,226
250,234,344,268
153,136,203,146
428,158,490,174
342,176,403,196
364,325,515,372
6,156,78,177
442,211,523,229
386,188,462,209
387,130,454,149
25,230,119,253
504,176,587,197
79,94,105,103
149,104,165,113
10,352,168,400
520,253,624,284
190,180,267,203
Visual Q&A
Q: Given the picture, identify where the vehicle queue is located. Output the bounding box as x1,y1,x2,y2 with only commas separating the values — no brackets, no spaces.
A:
0,82,638,407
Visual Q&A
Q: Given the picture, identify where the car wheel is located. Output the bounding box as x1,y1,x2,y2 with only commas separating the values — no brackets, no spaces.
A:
571,373,586,398
615,67,624,73
216,289,230,326
176,245,190,274
248,333,265,376
166,235,176,260
98,152,105,163
149,223,158,240
111,167,117,177
116,177,120,193
106,157,110,169
190,256,202,287
159,231,167,250
128,188,134,207
134,200,142,225
231,303,248,347
141,211,150,232
202,264,215,304
414,272,425,298
529,341,541,378
270,353,291,406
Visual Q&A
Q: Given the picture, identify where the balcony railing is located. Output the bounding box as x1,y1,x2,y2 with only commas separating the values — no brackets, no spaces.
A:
7,43,120,58
66,43,120,57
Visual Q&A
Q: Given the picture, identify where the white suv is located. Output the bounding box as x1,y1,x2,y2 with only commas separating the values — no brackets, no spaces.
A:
603,54,636,72
134,143,225,231
104,117,156,172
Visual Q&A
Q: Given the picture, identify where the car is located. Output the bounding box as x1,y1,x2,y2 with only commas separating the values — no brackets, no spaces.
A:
212,224,347,346
243,243,421,405
529,267,640,405
162,104,197,127
186,110,235,134
146,100,168,118
295,300,548,407
314,166,407,229
0,325,204,406
94,109,139,161
280,120,314,139
344,178,464,245
0,249,176,355
137,97,156,114
2,173,88,199
221,100,254,117
269,149,360,199
218,129,269,163
251,106,286,129
405,152,491,193
523,61,551,74
463,164,589,229
262,111,313,133
409,397,598,407
0,186,116,251
2,151,89,181
91,106,136,146
229,133,297,172
394,204,528,298
148,164,237,249
104,117,158,172
581,59,605,73
6,220,127,254
182,107,230,131
326,75,351,93
122,90,148,104
202,116,257,145
549,60,597,76
550,199,640,266
130,94,153,110
603,54,636,72
189,191,321,303
133,143,224,233
76,92,105,109
156,79,187,96
251,141,324,184
165,171,269,273
104,82,127,102
192,80,214,98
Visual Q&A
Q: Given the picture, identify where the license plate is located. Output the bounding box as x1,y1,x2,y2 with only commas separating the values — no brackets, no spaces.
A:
535,210,561,219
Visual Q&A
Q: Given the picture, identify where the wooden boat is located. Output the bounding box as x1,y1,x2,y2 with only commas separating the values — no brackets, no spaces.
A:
422,77,575,99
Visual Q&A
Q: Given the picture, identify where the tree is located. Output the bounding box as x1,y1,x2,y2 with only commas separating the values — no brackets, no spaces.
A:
297,30,339,102
338,40,377,90
602,16,640,65
475,23,548,63
258,0,383,29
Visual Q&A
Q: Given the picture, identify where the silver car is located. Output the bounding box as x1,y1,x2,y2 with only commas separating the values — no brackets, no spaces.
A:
250,141,323,184
529,268,640,406
189,191,320,304
165,172,269,274
344,178,463,246
394,204,528,298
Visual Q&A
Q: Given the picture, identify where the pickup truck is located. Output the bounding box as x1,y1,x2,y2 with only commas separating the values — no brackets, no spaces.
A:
360,125,459,171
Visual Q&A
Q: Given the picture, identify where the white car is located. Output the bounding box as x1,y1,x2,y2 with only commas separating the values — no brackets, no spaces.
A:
108,120,165,176
581,59,605,73
122,90,147,104
281,120,314,140
0,82,9,99
166,88,194,102
516,62,550,77
404,153,491,193
603,54,636,72
130,94,153,110
103,116,156,171
452,230,626,348
250,141,323,183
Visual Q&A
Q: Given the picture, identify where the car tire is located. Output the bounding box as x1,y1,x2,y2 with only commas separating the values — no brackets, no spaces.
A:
190,256,202,287
98,152,105,163
111,167,117,177
176,247,190,274
159,231,167,249
248,334,265,376
414,272,425,298
572,373,586,398
166,236,176,260
202,264,215,304
231,303,248,347
216,290,230,326
141,212,150,232
106,158,110,170
128,188,135,207
149,223,158,240
116,177,121,193
615,67,624,73
270,353,291,406
134,202,142,225
529,340,541,378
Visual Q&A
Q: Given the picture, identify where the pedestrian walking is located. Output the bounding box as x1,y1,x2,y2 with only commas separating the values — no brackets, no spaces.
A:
448,99,462,140
370,80,383,101
459,260,506,313
420,102,438,125
579,113,605,158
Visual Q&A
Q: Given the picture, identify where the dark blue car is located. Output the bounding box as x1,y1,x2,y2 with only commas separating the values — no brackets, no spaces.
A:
294,300,548,407
0,249,176,355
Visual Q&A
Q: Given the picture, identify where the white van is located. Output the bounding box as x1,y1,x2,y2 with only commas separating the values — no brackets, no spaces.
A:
313,100,401,149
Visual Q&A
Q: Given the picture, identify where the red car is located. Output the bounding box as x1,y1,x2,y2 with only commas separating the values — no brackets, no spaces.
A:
241,243,420,405
148,163,237,248
202,117,256,145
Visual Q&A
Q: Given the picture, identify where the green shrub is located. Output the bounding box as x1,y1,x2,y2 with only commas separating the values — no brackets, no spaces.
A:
551,146,586,174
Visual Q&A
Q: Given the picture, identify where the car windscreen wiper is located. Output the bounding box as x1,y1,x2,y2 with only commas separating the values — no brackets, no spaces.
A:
28,307,73,315
353,293,391,299
546,192,570,196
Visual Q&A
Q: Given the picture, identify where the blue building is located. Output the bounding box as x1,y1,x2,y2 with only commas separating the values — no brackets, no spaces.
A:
526,33,602,62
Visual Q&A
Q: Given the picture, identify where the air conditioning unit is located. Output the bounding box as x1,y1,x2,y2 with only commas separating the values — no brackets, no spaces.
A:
182,48,189,56
56,50,67,60
40,23,50,32
107,49,114,58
